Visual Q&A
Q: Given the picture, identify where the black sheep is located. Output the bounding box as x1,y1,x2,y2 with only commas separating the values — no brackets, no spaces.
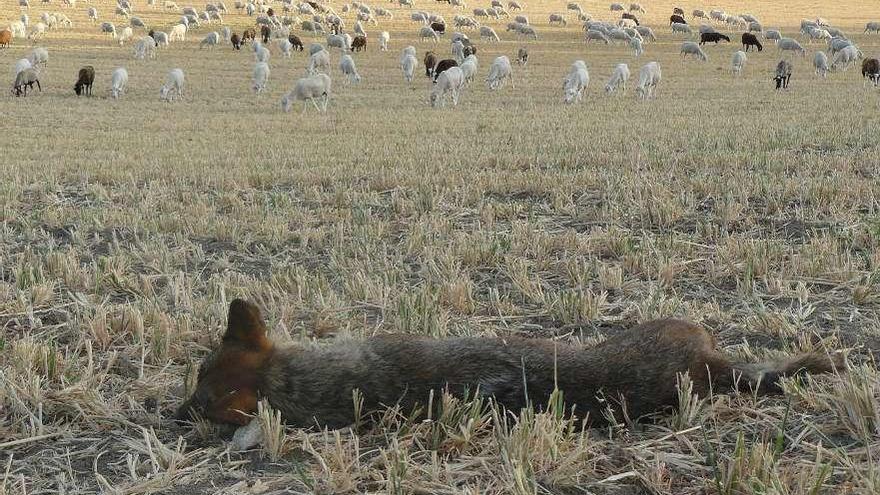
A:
862,58,880,85
432,59,458,82
622,12,639,25
424,51,437,77
741,33,762,52
260,25,271,43
699,32,730,45
74,65,95,96
669,14,686,25
288,34,304,51
430,21,446,34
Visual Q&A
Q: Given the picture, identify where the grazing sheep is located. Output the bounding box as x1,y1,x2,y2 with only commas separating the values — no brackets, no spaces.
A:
774,60,792,89
151,30,169,47
11,67,40,96
133,36,156,58
813,51,829,77
516,47,528,65
518,25,538,40
764,29,781,41
508,1,523,10
401,53,417,82
741,33,762,52
0,29,11,48
252,61,270,93
433,59,458,81
827,37,853,56
379,31,389,51
430,66,464,107
669,14,686,25
486,55,512,89
276,39,292,57
431,21,446,34
73,65,95,96
200,31,220,48
610,3,623,11
698,24,716,35
480,26,500,42
635,61,660,99
419,26,440,42
680,41,707,61
351,35,366,52
731,50,747,75
308,49,331,74
281,73,331,112
118,26,133,44
831,45,862,71
585,29,610,44
671,22,691,36
101,21,117,37
231,33,241,49
110,67,128,98
608,28,631,43
289,34,304,51
862,58,880,85
327,34,348,50
563,60,589,103
630,37,643,56
699,32,729,45
169,23,186,41
549,13,566,26
242,28,256,44
459,53,478,83
865,21,880,34
605,62,629,93
159,68,185,101
255,44,270,62
621,13,639,26
424,51,438,76
748,21,762,33
692,9,707,20
88,7,98,22
777,37,805,56
339,54,361,84
634,25,655,42
130,16,145,29
28,47,48,67
629,3,645,13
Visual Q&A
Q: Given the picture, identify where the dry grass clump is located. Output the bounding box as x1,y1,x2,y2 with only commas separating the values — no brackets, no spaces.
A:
2,0,880,492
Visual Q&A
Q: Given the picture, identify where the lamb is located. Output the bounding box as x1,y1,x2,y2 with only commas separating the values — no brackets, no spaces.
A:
159,68,185,101
699,32,730,45
72,65,95,96
731,50,747,75
430,66,464,107
516,47,528,65
308,49,331,74
339,54,361,84
680,41,707,61
432,59,458,82
252,61,270,93
485,55,512,89
671,22,691,36
424,51,438,77
281,73,331,112
604,62,629,93
28,47,48,67
109,67,128,98
548,13,566,26
479,26,500,42
777,38,805,56
741,33,762,52
563,60,589,103
200,31,220,48
11,67,40,96
831,45,862,71
813,51,829,78
459,53,478,83
862,58,880,85
774,60,792,89
379,31,389,51
419,26,440,42
635,61,660,99
400,53,417,82
865,21,880,34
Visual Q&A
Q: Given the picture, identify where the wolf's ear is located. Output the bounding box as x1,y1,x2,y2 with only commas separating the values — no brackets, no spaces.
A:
224,299,270,349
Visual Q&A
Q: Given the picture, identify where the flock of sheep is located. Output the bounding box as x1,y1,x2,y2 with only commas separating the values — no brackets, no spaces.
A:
4,0,880,109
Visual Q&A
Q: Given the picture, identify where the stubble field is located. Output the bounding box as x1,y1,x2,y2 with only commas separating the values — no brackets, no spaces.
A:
2,0,880,493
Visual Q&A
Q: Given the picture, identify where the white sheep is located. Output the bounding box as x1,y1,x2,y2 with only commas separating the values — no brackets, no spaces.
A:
252,61,270,93
327,34,348,50
159,68,185,101
680,41,707,61
169,23,186,41
400,53,417,82
865,21,880,34
281,73,331,112
630,37,643,56
430,66,464,107
28,47,49,67
255,44,270,62
635,26,655,41
118,26,133,44
764,29,781,41
831,44,862,71
585,30,609,44
671,22,691,36
379,31,389,51
153,31,169,47
419,25,439,42
133,36,156,59
221,26,231,41
339,54,361,84
13,58,32,77
308,49,331,74
109,67,128,98
563,60,589,104
10,21,26,38
777,37,805,56
451,40,465,63
485,55,512,90
517,25,538,40
635,61,660,99
813,50,829,77
459,53,478,84
480,26,500,42
200,31,220,48
278,39,293,57
731,50,747,75
604,62,629,93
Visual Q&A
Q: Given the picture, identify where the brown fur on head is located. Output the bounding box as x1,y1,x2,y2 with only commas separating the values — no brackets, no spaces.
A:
175,299,274,425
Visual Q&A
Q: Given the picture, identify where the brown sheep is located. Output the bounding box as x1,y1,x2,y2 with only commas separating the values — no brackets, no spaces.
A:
0,29,12,48
862,58,880,85
242,28,256,44
12,68,41,97
231,33,241,49
260,25,270,43
351,35,366,51
288,34,304,50
424,51,437,77
516,47,528,65
74,65,95,96
669,14,686,25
